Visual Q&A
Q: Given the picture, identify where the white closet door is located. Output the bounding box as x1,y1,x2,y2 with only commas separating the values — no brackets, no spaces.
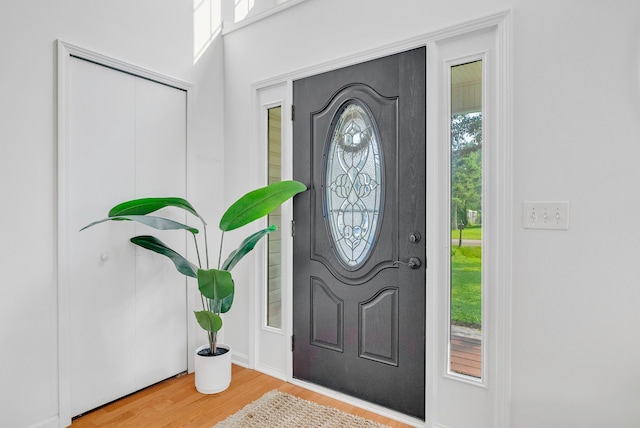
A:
133,77,188,389
67,57,187,417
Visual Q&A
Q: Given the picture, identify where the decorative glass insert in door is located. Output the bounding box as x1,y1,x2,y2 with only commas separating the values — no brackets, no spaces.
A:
450,60,483,379
324,101,383,269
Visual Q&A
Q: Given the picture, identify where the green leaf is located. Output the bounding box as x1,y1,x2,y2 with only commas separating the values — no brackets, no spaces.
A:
219,180,306,231
194,310,222,333
108,197,206,225
130,235,198,278
221,225,277,271
219,293,234,314
197,268,234,301
80,217,117,231
80,215,198,234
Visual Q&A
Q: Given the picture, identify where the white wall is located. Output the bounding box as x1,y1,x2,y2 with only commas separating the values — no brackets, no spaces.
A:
510,1,640,426
0,1,224,426
2,0,640,426
222,0,640,427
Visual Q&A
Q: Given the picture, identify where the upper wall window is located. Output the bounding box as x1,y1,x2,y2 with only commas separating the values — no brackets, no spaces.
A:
225,0,306,31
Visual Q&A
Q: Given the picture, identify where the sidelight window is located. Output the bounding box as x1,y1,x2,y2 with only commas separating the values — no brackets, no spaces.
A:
449,60,483,379
267,106,283,328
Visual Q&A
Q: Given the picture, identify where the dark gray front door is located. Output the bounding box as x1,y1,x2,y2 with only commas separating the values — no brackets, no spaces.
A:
292,47,426,419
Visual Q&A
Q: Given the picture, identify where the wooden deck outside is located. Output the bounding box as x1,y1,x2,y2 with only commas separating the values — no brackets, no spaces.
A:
450,333,482,378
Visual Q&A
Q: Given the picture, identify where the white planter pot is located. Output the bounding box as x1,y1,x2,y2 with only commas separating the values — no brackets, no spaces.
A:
194,344,231,394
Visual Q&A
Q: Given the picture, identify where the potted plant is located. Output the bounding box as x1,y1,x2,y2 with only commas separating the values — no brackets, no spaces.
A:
81,180,306,393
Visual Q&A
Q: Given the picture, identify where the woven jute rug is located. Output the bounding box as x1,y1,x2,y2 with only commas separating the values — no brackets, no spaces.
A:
214,390,390,427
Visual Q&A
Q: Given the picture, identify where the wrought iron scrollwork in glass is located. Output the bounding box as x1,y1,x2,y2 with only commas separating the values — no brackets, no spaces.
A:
324,102,382,268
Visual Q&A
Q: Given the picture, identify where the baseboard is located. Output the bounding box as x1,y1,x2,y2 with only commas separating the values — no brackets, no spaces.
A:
254,363,287,381
26,416,59,428
231,350,249,368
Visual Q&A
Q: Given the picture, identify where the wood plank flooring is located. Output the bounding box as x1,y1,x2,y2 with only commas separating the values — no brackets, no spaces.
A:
71,365,413,427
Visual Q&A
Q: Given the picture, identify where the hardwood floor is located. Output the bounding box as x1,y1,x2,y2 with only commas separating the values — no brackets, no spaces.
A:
71,365,414,427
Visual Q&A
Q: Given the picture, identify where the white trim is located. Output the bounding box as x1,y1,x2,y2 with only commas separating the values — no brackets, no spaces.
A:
57,42,191,91
251,10,510,89
26,416,59,428
248,85,263,371
56,39,196,427
254,363,288,382
494,13,513,428
283,78,296,382
427,13,512,428
56,39,72,428
424,38,440,427
231,350,250,368
248,10,512,427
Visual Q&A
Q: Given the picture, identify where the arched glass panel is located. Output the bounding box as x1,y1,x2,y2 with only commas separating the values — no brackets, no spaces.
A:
325,101,382,268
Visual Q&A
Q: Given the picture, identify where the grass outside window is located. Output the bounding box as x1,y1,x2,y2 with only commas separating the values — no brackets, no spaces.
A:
451,244,481,327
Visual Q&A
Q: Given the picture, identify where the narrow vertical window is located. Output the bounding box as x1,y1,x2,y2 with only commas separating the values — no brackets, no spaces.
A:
450,60,483,378
267,106,282,328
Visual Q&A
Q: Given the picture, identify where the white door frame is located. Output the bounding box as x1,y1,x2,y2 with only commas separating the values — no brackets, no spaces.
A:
56,40,197,427
251,10,511,428
249,82,293,378
425,18,512,428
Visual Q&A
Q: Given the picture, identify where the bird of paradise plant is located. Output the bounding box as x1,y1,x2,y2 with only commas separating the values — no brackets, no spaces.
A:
81,180,306,356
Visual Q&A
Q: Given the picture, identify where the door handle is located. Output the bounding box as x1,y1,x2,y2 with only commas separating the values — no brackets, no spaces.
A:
407,257,421,269
394,257,422,269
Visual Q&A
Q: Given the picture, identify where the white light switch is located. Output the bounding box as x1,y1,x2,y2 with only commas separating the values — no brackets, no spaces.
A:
523,202,569,230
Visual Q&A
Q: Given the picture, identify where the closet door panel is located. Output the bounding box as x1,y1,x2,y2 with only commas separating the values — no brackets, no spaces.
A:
68,57,138,416
133,77,188,388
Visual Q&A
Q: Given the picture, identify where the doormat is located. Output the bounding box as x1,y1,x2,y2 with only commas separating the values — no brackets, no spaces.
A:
214,390,390,428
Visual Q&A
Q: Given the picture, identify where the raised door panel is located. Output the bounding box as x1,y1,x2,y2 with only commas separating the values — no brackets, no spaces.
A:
359,287,399,366
310,277,344,352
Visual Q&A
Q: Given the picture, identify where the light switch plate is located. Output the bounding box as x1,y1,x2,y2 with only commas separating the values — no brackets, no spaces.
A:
523,201,569,230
